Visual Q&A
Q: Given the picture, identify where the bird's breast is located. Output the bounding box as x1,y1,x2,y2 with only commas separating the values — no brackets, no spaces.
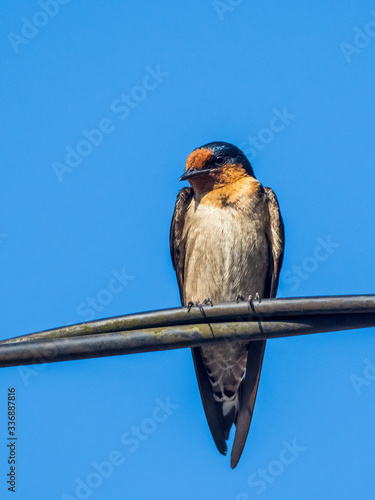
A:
182,193,269,304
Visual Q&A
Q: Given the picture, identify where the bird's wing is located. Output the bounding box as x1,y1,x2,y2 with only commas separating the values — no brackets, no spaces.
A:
169,187,193,303
170,187,228,455
191,347,228,455
263,187,285,299
231,186,284,468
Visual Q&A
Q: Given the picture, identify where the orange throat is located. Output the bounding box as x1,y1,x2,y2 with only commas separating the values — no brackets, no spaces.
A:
189,167,260,208
189,164,249,194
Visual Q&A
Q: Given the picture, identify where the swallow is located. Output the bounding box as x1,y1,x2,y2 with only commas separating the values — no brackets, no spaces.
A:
170,141,284,468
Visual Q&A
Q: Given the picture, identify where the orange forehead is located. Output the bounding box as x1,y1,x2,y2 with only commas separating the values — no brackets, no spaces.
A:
185,147,212,171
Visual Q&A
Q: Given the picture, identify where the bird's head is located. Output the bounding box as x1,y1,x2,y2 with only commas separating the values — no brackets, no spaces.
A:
180,142,254,192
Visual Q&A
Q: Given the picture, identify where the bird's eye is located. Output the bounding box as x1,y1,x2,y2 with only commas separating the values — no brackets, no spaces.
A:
215,155,226,166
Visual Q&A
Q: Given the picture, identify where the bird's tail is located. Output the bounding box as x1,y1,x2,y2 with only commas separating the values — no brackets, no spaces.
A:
221,394,240,439
191,347,228,455
230,340,266,468
192,340,265,467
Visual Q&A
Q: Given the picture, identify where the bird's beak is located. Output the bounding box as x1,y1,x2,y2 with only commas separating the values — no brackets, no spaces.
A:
179,167,212,181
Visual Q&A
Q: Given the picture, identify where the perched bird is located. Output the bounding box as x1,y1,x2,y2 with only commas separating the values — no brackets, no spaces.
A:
170,141,284,468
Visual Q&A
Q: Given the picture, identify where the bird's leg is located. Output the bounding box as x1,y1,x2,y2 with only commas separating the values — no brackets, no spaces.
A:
186,301,195,312
195,301,205,315
195,301,215,336
187,300,212,313
254,292,261,304
186,300,206,314
248,294,255,312
236,294,245,303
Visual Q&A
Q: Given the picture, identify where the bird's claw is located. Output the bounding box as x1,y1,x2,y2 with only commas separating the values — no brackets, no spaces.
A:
248,295,255,311
236,294,245,303
187,300,208,314
202,297,214,307
195,301,205,314
248,293,261,308
187,301,195,312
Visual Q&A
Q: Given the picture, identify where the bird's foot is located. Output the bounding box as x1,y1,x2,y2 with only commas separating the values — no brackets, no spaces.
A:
248,293,261,310
187,300,211,314
187,301,195,312
236,294,245,303
248,295,255,311
195,301,205,314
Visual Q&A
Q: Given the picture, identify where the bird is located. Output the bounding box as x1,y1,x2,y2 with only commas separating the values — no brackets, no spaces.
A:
170,141,284,468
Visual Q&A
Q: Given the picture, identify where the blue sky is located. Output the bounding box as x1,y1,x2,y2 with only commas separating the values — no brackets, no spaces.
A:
1,1,375,498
